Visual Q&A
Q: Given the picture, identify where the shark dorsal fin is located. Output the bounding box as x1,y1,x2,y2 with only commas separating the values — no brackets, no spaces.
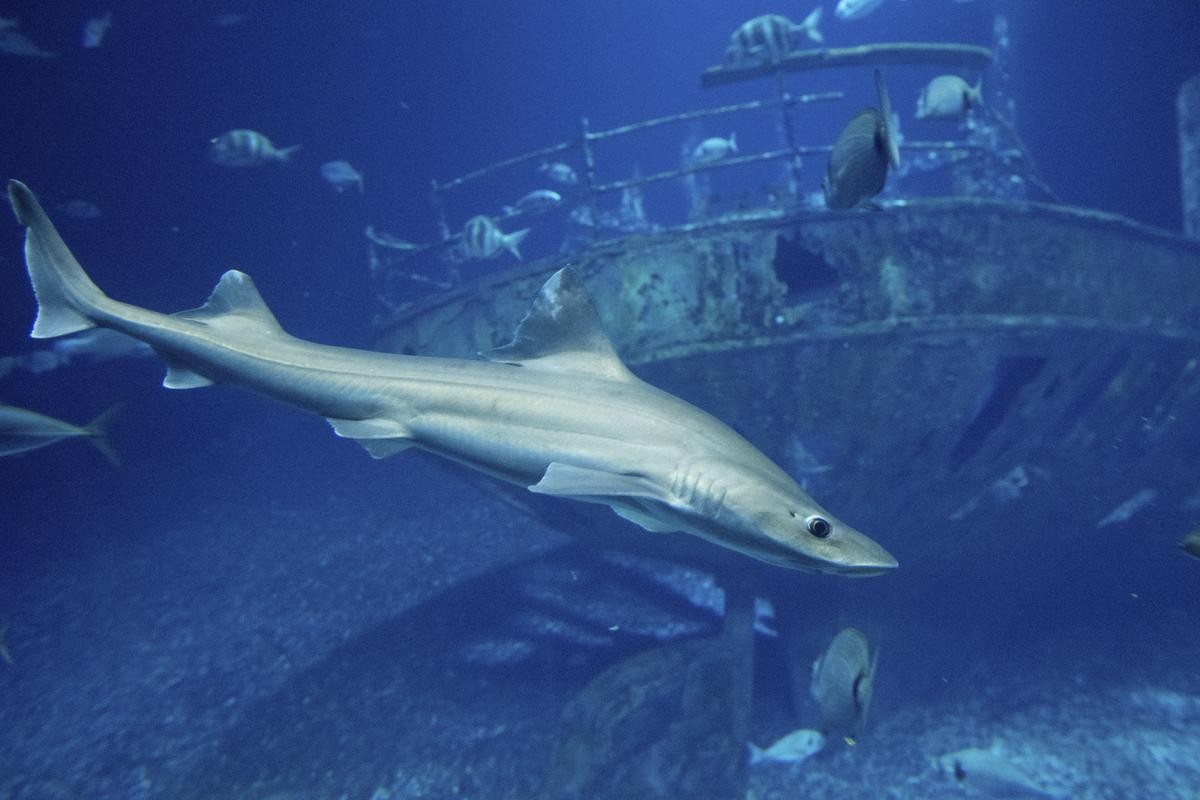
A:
174,270,283,334
482,266,632,380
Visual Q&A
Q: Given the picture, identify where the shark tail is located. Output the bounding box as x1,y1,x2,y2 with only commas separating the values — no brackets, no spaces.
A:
7,180,106,339
83,403,122,466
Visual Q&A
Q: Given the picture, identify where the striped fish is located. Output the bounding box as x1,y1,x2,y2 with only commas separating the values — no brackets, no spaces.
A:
208,129,300,167
724,9,821,68
462,215,530,261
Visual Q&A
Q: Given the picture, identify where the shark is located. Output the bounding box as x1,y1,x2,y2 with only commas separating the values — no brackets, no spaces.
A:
6,179,897,576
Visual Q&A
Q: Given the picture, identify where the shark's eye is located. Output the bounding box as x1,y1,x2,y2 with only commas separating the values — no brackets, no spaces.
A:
805,515,832,538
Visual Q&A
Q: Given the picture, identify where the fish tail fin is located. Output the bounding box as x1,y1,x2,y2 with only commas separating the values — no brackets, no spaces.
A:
276,144,302,163
802,6,823,42
7,180,106,339
504,228,530,260
969,78,984,108
729,131,737,152
873,69,901,170
357,173,365,194
747,742,765,765
84,402,122,466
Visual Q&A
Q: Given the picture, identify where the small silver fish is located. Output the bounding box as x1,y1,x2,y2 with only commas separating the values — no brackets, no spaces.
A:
835,0,886,20
320,160,364,193
748,728,826,765
916,75,983,121
822,69,900,209
0,24,59,59
936,745,1065,799
1096,488,1157,527
692,133,737,164
0,403,120,464
462,215,529,261
82,12,113,48
365,226,421,251
810,627,878,740
539,161,578,185
503,189,562,216
208,130,300,167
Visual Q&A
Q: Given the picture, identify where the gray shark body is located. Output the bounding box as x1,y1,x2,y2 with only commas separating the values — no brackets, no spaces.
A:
7,179,895,575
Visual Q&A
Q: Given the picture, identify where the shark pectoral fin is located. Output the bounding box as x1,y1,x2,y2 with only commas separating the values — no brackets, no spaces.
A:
529,461,663,500
325,416,413,459
162,359,215,389
611,502,678,533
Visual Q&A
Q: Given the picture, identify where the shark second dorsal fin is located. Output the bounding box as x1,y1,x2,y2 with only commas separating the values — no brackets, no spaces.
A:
173,270,283,334
482,267,633,380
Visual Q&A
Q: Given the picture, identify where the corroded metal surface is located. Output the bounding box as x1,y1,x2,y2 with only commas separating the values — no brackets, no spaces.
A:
700,43,993,88
371,199,1200,569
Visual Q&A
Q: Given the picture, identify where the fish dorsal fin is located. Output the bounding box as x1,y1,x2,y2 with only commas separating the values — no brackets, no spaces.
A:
873,69,901,170
173,270,283,334
482,267,633,380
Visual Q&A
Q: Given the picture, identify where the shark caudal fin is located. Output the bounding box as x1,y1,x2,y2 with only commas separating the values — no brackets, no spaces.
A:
83,403,122,466
7,180,106,339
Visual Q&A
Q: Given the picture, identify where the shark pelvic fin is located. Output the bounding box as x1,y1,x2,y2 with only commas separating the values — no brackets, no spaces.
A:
173,270,283,334
481,267,633,380
162,360,215,389
325,416,413,459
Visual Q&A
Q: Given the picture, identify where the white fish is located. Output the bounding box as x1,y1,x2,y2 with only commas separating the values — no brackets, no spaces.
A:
936,745,1066,799
0,23,60,59
539,161,578,185
7,178,899,575
0,403,120,464
320,160,364,193
503,189,562,216
82,12,113,48
462,215,529,261
692,133,737,164
836,0,887,21
208,130,300,167
916,75,983,120
748,728,826,765
1096,488,1157,528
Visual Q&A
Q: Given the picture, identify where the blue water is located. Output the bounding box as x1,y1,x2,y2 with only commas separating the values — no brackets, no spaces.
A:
1,2,1199,798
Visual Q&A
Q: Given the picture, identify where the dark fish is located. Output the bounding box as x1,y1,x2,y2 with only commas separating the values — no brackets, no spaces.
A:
1180,529,1200,561
809,627,878,740
0,403,120,464
822,69,901,209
